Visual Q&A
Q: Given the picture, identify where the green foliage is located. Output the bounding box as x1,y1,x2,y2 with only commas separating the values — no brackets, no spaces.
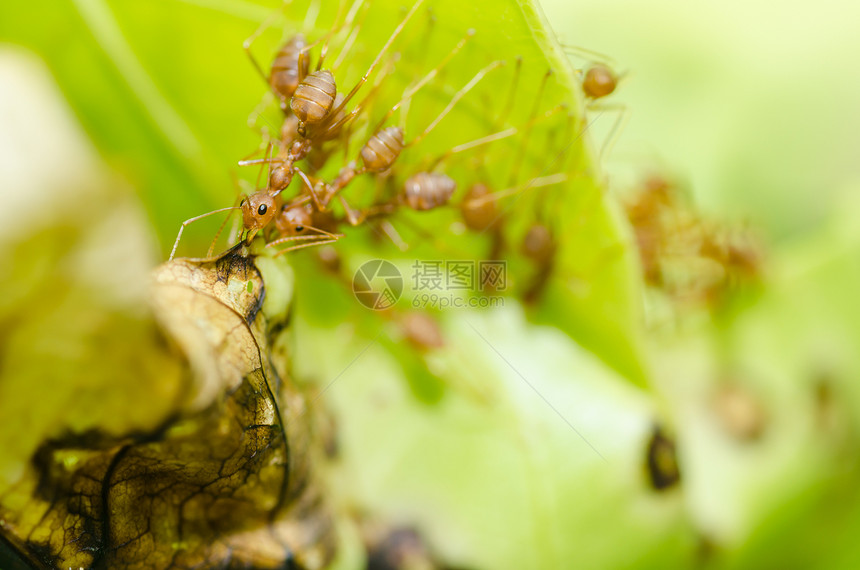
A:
8,0,860,568
0,0,647,383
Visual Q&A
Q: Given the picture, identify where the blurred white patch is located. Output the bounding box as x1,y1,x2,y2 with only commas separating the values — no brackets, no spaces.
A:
0,46,156,307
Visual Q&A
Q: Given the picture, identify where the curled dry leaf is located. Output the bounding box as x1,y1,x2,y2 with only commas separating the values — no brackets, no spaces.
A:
1,245,334,569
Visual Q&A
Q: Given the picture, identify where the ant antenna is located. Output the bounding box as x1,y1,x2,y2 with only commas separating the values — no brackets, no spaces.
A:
206,173,250,257
170,206,243,261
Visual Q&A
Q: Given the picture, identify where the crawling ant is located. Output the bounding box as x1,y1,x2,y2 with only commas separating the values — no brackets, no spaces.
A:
398,80,566,218
560,45,629,161
254,38,498,226
322,56,503,218
401,172,457,211
264,33,311,103
623,174,764,311
520,222,557,303
238,0,432,212
172,7,482,262
169,174,342,261
582,64,618,100
288,0,426,138
244,0,367,111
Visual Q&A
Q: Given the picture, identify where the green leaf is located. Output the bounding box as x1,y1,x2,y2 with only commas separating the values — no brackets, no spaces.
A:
294,306,693,569
0,0,647,383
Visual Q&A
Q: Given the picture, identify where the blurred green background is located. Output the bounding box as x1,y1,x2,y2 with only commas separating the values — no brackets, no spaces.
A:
543,0,860,240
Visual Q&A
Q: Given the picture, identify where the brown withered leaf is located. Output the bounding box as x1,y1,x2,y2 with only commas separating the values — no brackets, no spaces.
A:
1,245,335,569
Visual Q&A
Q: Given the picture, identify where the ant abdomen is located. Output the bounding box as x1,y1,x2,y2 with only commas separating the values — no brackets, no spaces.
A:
460,183,498,231
582,64,617,99
403,172,457,211
521,223,555,263
270,34,310,99
400,312,445,351
360,126,405,172
291,70,337,126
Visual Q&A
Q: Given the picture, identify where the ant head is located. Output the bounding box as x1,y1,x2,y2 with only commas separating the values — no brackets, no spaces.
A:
241,191,280,232
582,64,617,99
276,203,313,236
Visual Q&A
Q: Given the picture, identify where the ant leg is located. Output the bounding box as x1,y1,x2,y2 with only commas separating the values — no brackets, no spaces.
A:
427,127,519,172
371,29,474,134
381,4,435,90
552,109,577,172
484,172,571,203
240,118,272,158
315,0,349,70
302,0,322,29
236,144,289,178
246,92,278,131
318,0,369,71
458,172,573,238
332,0,371,71
242,5,286,86
259,140,276,189
293,168,327,210
425,103,565,171
271,0,321,108
242,1,307,86
321,161,367,207
384,214,472,258
319,54,401,139
407,60,506,148
226,212,242,248
238,157,277,167
170,206,242,261
507,69,552,185
561,43,619,66
330,0,426,117
494,55,522,129
294,0,358,79
587,102,630,162
337,194,367,226
375,219,408,251
267,233,334,248
270,235,344,257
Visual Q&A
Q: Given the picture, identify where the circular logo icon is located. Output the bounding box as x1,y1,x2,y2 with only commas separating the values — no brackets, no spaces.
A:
353,259,403,310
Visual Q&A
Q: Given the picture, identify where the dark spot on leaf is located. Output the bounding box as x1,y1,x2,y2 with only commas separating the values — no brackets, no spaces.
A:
645,425,681,491
245,281,266,326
